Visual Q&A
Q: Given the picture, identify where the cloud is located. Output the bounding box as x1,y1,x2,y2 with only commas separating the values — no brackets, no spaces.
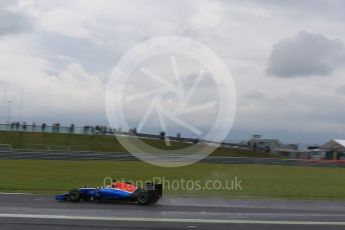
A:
1,1,345,144
0,60,106,125
0,1,32,36
267,31,345,77
336,85,345,96
244,90,266,101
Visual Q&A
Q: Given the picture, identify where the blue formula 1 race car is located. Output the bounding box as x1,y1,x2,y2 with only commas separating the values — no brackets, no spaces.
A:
55,181,162,205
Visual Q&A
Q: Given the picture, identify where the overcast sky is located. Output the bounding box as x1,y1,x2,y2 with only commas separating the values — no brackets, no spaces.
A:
0,0,345,145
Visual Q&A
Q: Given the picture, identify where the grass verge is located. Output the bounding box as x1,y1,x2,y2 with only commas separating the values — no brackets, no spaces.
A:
0,160,344,200
0,131,277,158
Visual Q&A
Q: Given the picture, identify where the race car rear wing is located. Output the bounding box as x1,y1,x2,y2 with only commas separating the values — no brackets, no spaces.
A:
145,183,163,198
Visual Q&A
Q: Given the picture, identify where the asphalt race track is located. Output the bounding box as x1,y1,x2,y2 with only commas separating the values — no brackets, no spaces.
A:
0,150,344,168
0,194,345,229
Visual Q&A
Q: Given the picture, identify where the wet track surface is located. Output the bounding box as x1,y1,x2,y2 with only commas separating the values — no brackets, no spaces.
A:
1,194,345,229
1,150,344,168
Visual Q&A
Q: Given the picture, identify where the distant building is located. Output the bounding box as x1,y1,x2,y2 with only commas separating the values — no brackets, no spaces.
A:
307,145,320,150
278,148,326,160
281,144,299,151
248,135,280,152
321,139,345,160
279,144,328,160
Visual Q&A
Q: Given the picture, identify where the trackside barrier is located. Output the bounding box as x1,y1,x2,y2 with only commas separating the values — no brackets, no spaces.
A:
47,145,71,151
28,144,48,150
70,145,91,151
0,144,12,149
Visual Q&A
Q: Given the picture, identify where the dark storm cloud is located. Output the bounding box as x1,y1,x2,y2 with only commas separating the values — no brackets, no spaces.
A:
0,0,32,36
267,31,345,77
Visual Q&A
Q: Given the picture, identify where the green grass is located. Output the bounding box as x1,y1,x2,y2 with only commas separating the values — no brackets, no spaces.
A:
0,131,278,158
0,160,344,200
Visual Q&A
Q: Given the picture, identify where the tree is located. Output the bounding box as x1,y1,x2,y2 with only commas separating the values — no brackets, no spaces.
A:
42,123,46,132
70,124,75,133
159,131,166,140
265,146,271,153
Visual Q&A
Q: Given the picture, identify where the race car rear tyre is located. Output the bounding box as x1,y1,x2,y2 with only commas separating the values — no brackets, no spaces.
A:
68,189,81,202
149,192,159,204
137,191,150,205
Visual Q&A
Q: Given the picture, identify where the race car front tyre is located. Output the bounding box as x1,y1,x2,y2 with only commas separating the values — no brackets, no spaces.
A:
68,189,81,202
137,191,150,205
